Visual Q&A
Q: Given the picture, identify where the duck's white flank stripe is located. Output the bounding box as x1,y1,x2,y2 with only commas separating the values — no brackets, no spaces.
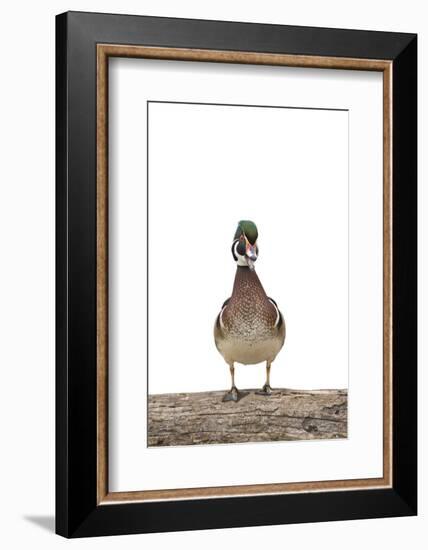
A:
219,305,227,330
268,299,280,327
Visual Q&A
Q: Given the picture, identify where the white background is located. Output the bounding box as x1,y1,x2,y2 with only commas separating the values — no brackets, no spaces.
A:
0,1,425,549
146,102,348,394
109,57,383,492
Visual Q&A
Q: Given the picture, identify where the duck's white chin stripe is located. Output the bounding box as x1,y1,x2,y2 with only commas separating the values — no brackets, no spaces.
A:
234,241,258,269
234,241,250,267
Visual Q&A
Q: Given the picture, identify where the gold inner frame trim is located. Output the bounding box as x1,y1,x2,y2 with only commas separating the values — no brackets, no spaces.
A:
96,44,393,505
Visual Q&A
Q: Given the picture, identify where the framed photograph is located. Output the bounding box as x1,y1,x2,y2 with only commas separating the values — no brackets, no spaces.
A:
56,11,417,537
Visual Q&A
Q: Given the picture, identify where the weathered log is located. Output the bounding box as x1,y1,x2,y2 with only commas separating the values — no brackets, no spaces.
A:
148,388,347,447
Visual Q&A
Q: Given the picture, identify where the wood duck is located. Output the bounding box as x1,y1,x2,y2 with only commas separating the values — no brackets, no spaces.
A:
214,220,286,402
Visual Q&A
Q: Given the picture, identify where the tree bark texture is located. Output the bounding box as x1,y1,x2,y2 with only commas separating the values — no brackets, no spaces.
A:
148,388,347,447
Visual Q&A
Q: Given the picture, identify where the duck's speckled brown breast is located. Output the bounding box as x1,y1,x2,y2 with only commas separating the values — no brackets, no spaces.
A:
221,266,278,341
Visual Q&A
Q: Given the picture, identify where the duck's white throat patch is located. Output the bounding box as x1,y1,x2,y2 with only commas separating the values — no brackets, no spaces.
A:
233,241,251,267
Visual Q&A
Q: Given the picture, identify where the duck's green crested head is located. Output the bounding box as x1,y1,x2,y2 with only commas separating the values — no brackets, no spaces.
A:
232,220,259,270
234,220,258,245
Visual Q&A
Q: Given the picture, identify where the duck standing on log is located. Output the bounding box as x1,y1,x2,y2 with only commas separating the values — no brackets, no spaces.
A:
214,220,286,402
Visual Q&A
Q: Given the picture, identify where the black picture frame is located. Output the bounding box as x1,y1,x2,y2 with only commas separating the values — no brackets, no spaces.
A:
56,11,417,538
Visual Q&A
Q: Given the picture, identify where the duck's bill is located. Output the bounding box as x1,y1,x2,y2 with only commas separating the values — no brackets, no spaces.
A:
245,243,257,270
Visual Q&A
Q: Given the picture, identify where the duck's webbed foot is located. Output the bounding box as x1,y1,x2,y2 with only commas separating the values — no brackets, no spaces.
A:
256,384,273,396
222,386,248,403
256,362,273,396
